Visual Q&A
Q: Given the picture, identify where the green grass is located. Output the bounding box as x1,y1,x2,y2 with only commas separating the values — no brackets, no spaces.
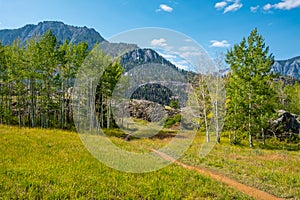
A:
0,125,252,199
179,132,300,199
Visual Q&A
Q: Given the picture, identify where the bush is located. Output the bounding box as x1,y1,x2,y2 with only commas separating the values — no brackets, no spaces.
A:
164,114,181,128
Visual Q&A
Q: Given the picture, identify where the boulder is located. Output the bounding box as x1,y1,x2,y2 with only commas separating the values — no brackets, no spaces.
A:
126,99,180,122
268,110,300,140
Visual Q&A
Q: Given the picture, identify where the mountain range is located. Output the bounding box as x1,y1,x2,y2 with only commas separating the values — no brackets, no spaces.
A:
0,21,190,105
0,21,175,72
272,56,300,80
0,21,299,80
0,21,105,49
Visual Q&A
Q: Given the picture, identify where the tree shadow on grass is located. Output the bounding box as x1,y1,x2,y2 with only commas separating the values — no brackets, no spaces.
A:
257,141,300,151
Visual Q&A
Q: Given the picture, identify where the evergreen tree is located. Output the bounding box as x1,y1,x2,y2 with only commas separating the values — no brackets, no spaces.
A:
225,28,275,147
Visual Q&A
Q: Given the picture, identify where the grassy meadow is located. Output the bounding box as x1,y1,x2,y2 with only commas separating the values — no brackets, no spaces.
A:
0,125,299,199
0,125,251,199
180,134,300,199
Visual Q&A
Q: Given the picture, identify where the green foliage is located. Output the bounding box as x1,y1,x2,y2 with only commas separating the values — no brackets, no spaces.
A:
169,99,180,109
284,82,300,115
102,128,126,137
0,30,127,130
164,114,181,128
0,30,89,128
225,28,276,147
131,83,175,105
96,60,124,128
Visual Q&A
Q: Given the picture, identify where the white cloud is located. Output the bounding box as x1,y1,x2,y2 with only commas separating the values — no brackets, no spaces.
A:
275,0,300,9
215,1,228,9
157,52,177,60
264,0,300,10
157,4,173,12
179,46,199,51
172,60,192,71
263,3,273,10
210,40,231,48
250,5,259,12
184,38,193,43
176,45,203,58
156,51,193,71
150,38,168,47
179,51,203,58
224,0,243,13
215,0,243,13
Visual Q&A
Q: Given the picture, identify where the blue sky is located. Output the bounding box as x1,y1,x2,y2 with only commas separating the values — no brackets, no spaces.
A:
0,0,299,60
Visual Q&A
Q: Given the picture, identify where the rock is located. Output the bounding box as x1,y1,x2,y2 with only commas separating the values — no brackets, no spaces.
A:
268,110,300,140
124,99,180,122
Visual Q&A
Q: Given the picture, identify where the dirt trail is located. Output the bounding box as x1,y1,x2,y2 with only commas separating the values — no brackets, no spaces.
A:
151,149,283,200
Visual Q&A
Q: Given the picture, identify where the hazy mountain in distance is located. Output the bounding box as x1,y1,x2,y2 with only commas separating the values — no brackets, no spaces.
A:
272,56,300,80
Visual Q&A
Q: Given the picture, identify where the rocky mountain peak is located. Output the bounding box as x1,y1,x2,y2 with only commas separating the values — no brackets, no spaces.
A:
272,56,300,79
0,21,105,49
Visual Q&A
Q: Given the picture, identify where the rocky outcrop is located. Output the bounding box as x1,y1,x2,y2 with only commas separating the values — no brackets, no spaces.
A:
127,99,180,122
120,48,178,72
268,110,300,140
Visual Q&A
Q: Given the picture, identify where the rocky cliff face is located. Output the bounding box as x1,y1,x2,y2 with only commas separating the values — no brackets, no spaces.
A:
127,99,180,122
272,56,300,79
120,48,178,71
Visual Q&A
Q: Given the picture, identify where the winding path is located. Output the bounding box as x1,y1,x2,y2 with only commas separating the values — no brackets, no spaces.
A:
151,149,283,200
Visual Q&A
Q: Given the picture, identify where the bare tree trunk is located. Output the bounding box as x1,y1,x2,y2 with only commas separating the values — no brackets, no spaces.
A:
60,81,65,129
100,93,104,128
0,91,3,124
89,80,94,132
107,99,110,129
249,133,253,148
77,93,81,133
30,79,36,127
17,94,21,128
215,99,220,143
249,93,253,148
201,87,209,142
233,89,237,144
198,75,210,142
8,83,13,125
262,127,265,145
234,130,237,143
